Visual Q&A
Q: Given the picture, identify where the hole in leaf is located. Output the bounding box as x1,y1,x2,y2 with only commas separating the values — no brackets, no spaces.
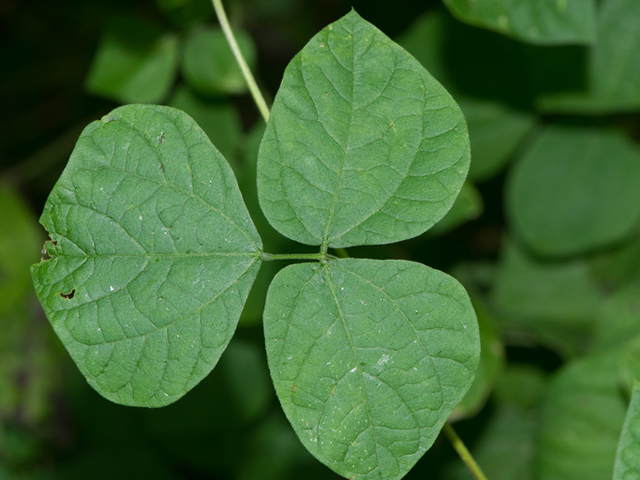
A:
60,289,75,299
40,240,58,260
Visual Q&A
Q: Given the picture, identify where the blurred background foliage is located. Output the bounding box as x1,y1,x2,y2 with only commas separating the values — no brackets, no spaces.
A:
1,0,640,478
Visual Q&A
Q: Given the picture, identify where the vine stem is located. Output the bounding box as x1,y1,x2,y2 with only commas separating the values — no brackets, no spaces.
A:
211,0,270,123
442,423,488,480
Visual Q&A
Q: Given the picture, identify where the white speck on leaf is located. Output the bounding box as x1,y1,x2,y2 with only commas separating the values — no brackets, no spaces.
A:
110,286,114,291
375,353,391,371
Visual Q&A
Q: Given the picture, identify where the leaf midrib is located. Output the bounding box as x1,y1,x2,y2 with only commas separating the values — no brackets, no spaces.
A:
320,21,357,248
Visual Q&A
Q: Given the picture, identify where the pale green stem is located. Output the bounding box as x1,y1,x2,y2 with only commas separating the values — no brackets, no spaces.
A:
211,0,270,123
442,423,488,480
262,252,336,262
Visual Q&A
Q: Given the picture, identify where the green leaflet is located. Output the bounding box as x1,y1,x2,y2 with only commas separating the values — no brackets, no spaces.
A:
506,126,640,257
443,0,596,45
614,382,640,480
257,10,470,249
460,98,535,182
85,15,178,104
263,258,479,480
31,104,262,407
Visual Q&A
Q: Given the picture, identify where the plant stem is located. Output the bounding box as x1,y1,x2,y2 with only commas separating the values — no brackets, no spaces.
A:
211,0,270,123
442,423,488,480
262,252,336,262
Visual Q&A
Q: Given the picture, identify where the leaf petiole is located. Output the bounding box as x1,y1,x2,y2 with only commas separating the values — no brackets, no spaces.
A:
261,252,337,262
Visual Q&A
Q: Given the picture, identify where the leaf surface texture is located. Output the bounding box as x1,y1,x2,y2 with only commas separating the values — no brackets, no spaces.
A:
264,258,479,479
258,11,470,248
31,104,262,407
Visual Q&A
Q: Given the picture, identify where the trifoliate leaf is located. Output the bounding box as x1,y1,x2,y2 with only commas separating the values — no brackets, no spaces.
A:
257,10,470,249
31,104,262,407
264,258,479,480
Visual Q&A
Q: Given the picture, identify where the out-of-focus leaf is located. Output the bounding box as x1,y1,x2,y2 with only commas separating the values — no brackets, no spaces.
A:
537,0,640,113
461,98,535,182
239,413,312,480
618,336,640,396
0,305,61,429
590,235,640,288
182,26,256,96
491,240,602,356
441,12,535,107
444,407,537,480
451,297,505,420
614,382,640,480
443,0,596,45
155,0,212,28
50,446,177,480
594,282,640,351
0,187,41,315
537,351,627,480
398,9,536,107
257,11,470,248
429,182,483,236
507,126,640,257
85,15,178,104
398,14,538,183
168,85,242,163
141,338,255,474
220,339,272,423
395,11,450,86
493,364,548,411
264,258,480,480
